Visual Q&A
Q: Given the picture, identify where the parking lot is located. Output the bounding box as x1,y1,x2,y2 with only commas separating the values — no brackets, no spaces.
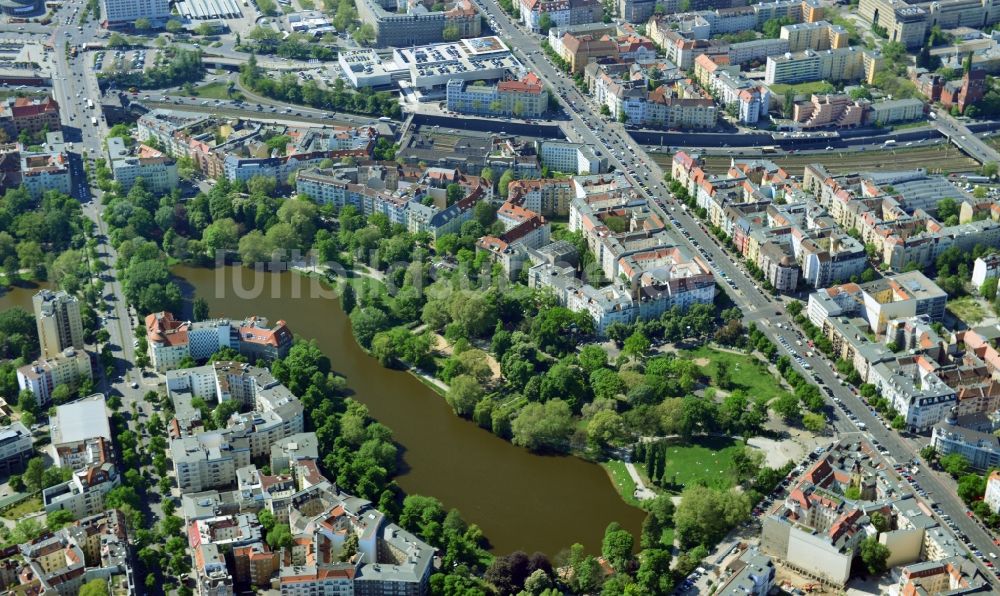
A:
93,49,157,73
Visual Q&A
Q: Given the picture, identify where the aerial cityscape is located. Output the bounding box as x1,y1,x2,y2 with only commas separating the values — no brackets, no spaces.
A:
2,0,1000,593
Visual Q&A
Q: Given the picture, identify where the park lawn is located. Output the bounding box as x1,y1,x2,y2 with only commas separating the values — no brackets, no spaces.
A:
661,527,674,547
660,436,742,491
891,120,929,131
769,81,835,96
1,497,41,520
173,81,233,100
682,346,791,404
948,296,987,325
602,460,642,508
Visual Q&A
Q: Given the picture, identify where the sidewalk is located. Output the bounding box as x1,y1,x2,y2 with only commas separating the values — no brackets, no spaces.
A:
624,460,656,501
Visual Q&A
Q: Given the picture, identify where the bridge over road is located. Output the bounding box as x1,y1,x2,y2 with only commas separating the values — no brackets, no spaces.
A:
933,108,1000,165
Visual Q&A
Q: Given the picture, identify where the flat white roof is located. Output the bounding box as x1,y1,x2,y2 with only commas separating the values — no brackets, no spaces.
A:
51,394,111,445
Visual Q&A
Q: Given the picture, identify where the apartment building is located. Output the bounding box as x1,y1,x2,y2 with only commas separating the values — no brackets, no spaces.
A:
18,145,71,199
507,178,575,217
145,311,293,372
671,152,866,291
716,549,776,596
780,21,848,52
932,407,1000,470
297,163,490,239
478,201,552,278
50,395,112,470
16,347,92,406
806,271,947,334
793,94,866,129
445,73,549,117
693,55,771,124
761,437,961,588
169,363,304,490
520,0,601,32
173,431,252,493
0,422,31,475
868,355,956,431
0,95,59,138
42,462,119,519
538,140,607,174
868,98,924,124
106,137,178,194
972,253,1000,290
136,110,378,180
765,47,878,85
11,511,134,595
589,65,719,129
33,289,83,359
529,178,715,332
985,470,1000,513
800,164,1000,270
619,0,747,23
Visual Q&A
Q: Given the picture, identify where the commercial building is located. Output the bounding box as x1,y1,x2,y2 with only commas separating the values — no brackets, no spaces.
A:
101,0,173,27
446,73,549,117
145,311,293,372
50,394,113,470
16,347,92,406
339,36,521,90
0,0,42,16
42,462,119,519
0,422,32,475
355,0,480,48
106,137,178,194
33,289,83,359
860,0,1000,49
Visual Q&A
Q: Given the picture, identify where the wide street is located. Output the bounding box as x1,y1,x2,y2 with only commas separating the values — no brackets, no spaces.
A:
0,1,165,522
473,0,1000,585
